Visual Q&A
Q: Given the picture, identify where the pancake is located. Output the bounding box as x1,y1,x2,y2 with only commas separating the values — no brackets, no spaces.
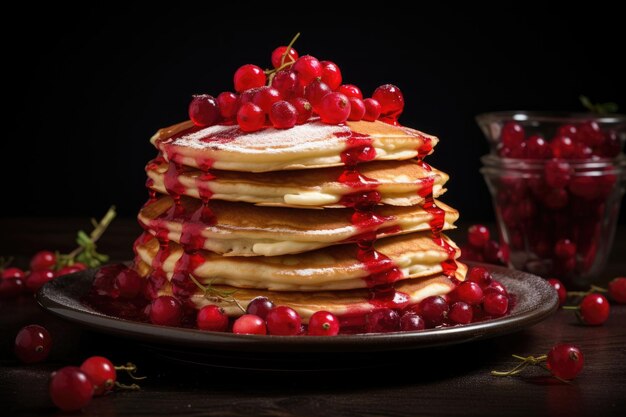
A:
147,158,448,208
134,232,462,291
150,119,437,172
138,196,459,256
136,260,467,321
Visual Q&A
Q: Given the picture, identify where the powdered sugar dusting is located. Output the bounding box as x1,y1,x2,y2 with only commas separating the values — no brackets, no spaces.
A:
169,122,350,153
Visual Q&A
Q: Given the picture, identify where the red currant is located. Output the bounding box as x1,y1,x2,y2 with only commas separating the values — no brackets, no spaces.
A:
399,312,425,331
233,314,267,335
197,305,229,331
546,343,584,380
253,86,282,114
554,239,576,259
573,142,593,159
372,84,404,124
320,61,342,90
292,55,322,86
2,267,25,280
114,267,144,299
452,281,484,305
30,250,56,271
288,97,313,125
449,302,473,324
551,135,576,158
318,92,351,124
270,101,297,129
362,98,381,121
526,135,552,159
579,293,610,325
467,266,493,288
547,278,567,306
484,280,508,296
544,159,572,188
26,269,55,292
308,311,340,336
578,121,604,147
483,240,504,264
467,224,490,248
348,97,365,121
237,102,265,132
337,84,363,99
80,356,116,396
597,131,621,157
246,296,274,319
0,277,25,298
304,78,331,110
365,308,400,333
418,296,449,327
501,122,525,149
233,64,266,93
15,324,52,363
271,46,299,69
271,70,298,98
49,366,93,412
149,296,183,326
188,94,220,127
266,306,302,335
483,292,508,316
217,91,238,121
608,277,626,303
558,124,578,138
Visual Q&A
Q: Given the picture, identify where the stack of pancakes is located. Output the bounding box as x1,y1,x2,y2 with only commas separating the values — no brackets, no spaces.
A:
133,119,466,323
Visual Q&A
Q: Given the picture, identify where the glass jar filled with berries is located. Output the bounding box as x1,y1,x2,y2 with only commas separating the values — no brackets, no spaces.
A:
476,111,626,288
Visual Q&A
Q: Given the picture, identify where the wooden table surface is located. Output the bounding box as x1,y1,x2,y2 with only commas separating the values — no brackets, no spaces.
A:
1,218,625,417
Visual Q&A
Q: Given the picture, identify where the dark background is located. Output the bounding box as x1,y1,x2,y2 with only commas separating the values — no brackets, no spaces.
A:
2,6,625,222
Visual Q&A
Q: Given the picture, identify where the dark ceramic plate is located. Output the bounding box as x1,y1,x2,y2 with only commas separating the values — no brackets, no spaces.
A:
37,264,557,362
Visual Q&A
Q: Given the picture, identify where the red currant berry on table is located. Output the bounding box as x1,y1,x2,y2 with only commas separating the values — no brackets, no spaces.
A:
308,311,340,336
80,356,116,396
237,102,265,133
449,302,473,324
578,293,610,325
546,343,584,380
483,292,509,316
348,97,366,121
320,61,342,90
197,305,229,332
338,84,363,99
608,277,626,303
501,122,525,149
467,266,493,288
188,94,220,127
149,296,183,326
418,295,449,327
49,366,94,412
547,278,567,306
270,101,298,129
304,79,332,111
253,86,282,114
554,239,576,259
365,308,400,333
246,296,274,319
266,306,302,335
467,224,490,248
372,84,404,124
400,312,426,331
15,324,52,363
363,98,381,122
289,97,313,125
452,281,484,305
233,314,267,335
217,91,239,121
318,92,351,124
292,55,322,86
271,45,299,69
272,70,298,98
0,277,25,298
2,267,25,280
233,64,266,93
30,250,56,271
26,269,55,292
114,267,144,299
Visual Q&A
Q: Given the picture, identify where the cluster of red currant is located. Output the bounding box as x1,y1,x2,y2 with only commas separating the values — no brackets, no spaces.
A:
459,224,507,265
14,324,143,412
188,34,404,132
548,276,625,325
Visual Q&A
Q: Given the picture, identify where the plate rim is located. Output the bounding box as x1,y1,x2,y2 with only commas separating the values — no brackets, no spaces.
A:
36,263,558,353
